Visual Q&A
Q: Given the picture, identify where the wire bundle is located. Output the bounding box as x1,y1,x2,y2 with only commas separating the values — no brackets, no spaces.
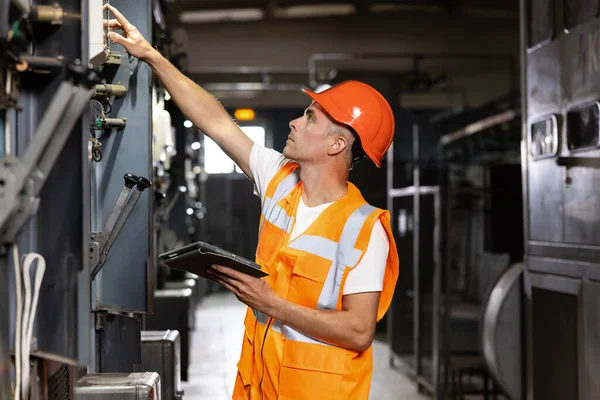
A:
12,244,46,400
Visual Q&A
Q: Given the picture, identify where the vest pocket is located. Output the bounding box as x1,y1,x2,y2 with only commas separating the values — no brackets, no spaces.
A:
237,312,257,388
288,256,330,308
257,220,284,266
278,340,346,400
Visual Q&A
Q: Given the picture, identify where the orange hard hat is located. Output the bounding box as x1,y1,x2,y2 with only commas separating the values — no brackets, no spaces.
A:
302,80,395,168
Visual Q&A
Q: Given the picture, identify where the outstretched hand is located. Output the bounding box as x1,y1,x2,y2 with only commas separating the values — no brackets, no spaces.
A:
210,265,283,317
103,4,156,61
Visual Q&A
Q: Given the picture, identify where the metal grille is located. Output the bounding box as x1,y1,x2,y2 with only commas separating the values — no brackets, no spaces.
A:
48,364,70,400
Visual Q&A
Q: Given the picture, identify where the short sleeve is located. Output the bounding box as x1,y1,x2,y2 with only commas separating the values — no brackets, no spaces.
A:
249,144,291,199
342,220,389,295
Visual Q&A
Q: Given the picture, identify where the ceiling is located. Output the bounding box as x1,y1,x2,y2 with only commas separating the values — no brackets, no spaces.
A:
163,0,519,25
158,0,521,108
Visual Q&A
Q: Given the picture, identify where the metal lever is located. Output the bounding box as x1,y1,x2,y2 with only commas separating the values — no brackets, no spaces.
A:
102,173,138,239
103,176,151,255
90,175,152,279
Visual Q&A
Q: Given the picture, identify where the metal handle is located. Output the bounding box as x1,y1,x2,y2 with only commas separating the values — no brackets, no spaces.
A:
102,173,139,241
102,176,152,257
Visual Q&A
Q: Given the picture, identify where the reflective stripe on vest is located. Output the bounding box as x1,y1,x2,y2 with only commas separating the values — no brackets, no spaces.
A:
252,203,377,345
260,170,299,235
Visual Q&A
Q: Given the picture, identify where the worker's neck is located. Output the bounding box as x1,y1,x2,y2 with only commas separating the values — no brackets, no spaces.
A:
298,163,348,207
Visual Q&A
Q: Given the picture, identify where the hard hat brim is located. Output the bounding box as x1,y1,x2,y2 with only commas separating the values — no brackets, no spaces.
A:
302,87,382,168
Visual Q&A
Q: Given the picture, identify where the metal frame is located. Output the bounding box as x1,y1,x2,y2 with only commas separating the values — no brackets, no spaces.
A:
528,113,559,161
526,0,555,53
0,64,96,389
565,100,600,154
0,79,93,243
387,123,443,397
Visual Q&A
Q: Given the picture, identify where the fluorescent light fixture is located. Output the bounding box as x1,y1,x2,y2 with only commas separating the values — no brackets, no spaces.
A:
274,4,356,19
190,141,201,150
370,4,444,13
183,120,193,128
180,8,263,24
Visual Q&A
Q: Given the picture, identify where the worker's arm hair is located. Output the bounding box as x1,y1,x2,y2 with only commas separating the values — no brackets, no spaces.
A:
270,291,380,352
146,52,255,180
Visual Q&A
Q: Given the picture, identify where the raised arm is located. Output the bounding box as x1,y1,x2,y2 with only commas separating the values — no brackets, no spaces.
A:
104,4,255,180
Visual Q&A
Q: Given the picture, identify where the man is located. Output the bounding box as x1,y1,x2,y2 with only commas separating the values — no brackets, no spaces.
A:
105,5,399,399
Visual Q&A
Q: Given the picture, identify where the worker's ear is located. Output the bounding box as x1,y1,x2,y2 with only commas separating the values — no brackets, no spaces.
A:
327,135,349,157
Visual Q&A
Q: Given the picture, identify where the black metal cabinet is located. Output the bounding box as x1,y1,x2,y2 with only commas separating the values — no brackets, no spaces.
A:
522,0,600,398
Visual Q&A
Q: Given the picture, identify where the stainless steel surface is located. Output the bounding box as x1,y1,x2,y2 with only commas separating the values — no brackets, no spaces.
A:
75,372,161,399
523,1,600,397
481,262,523,400
135,330,182,400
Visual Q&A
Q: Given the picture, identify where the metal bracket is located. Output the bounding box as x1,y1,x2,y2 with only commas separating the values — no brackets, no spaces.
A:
94,83,128,99
90,173,152,279
106,51,122,66
0,64,98,244
94,311,106,331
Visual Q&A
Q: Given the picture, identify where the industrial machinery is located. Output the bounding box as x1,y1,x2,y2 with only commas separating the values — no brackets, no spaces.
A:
521,0,600,399
0,0,190,397
135,330,184,400
386,93,524,399
75,372,162,399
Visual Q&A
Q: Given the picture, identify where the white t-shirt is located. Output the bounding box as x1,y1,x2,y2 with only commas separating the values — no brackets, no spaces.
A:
249,144,389,295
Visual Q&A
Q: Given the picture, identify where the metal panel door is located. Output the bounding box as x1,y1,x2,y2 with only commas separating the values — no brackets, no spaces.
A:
92,0,154,313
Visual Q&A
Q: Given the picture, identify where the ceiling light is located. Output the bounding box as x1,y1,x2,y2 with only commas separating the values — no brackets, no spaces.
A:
180,8,263,24
234,108,256,121
191,141,201,150
274,4,356,19
183,120,193,128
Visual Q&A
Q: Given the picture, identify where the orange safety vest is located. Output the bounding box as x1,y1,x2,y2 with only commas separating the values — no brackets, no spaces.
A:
233,162,399,400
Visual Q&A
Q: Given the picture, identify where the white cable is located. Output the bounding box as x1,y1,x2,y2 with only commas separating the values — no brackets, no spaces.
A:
12,245,46,400
21,252,45,400
12,245,22,400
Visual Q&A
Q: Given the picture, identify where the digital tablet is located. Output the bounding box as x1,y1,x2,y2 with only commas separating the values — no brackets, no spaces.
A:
159,240,268,279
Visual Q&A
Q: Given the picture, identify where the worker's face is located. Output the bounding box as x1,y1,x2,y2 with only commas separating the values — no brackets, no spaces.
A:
284,102,334,163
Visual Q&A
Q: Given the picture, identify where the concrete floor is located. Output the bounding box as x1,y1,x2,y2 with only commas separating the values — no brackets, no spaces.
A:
181,291,429,400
